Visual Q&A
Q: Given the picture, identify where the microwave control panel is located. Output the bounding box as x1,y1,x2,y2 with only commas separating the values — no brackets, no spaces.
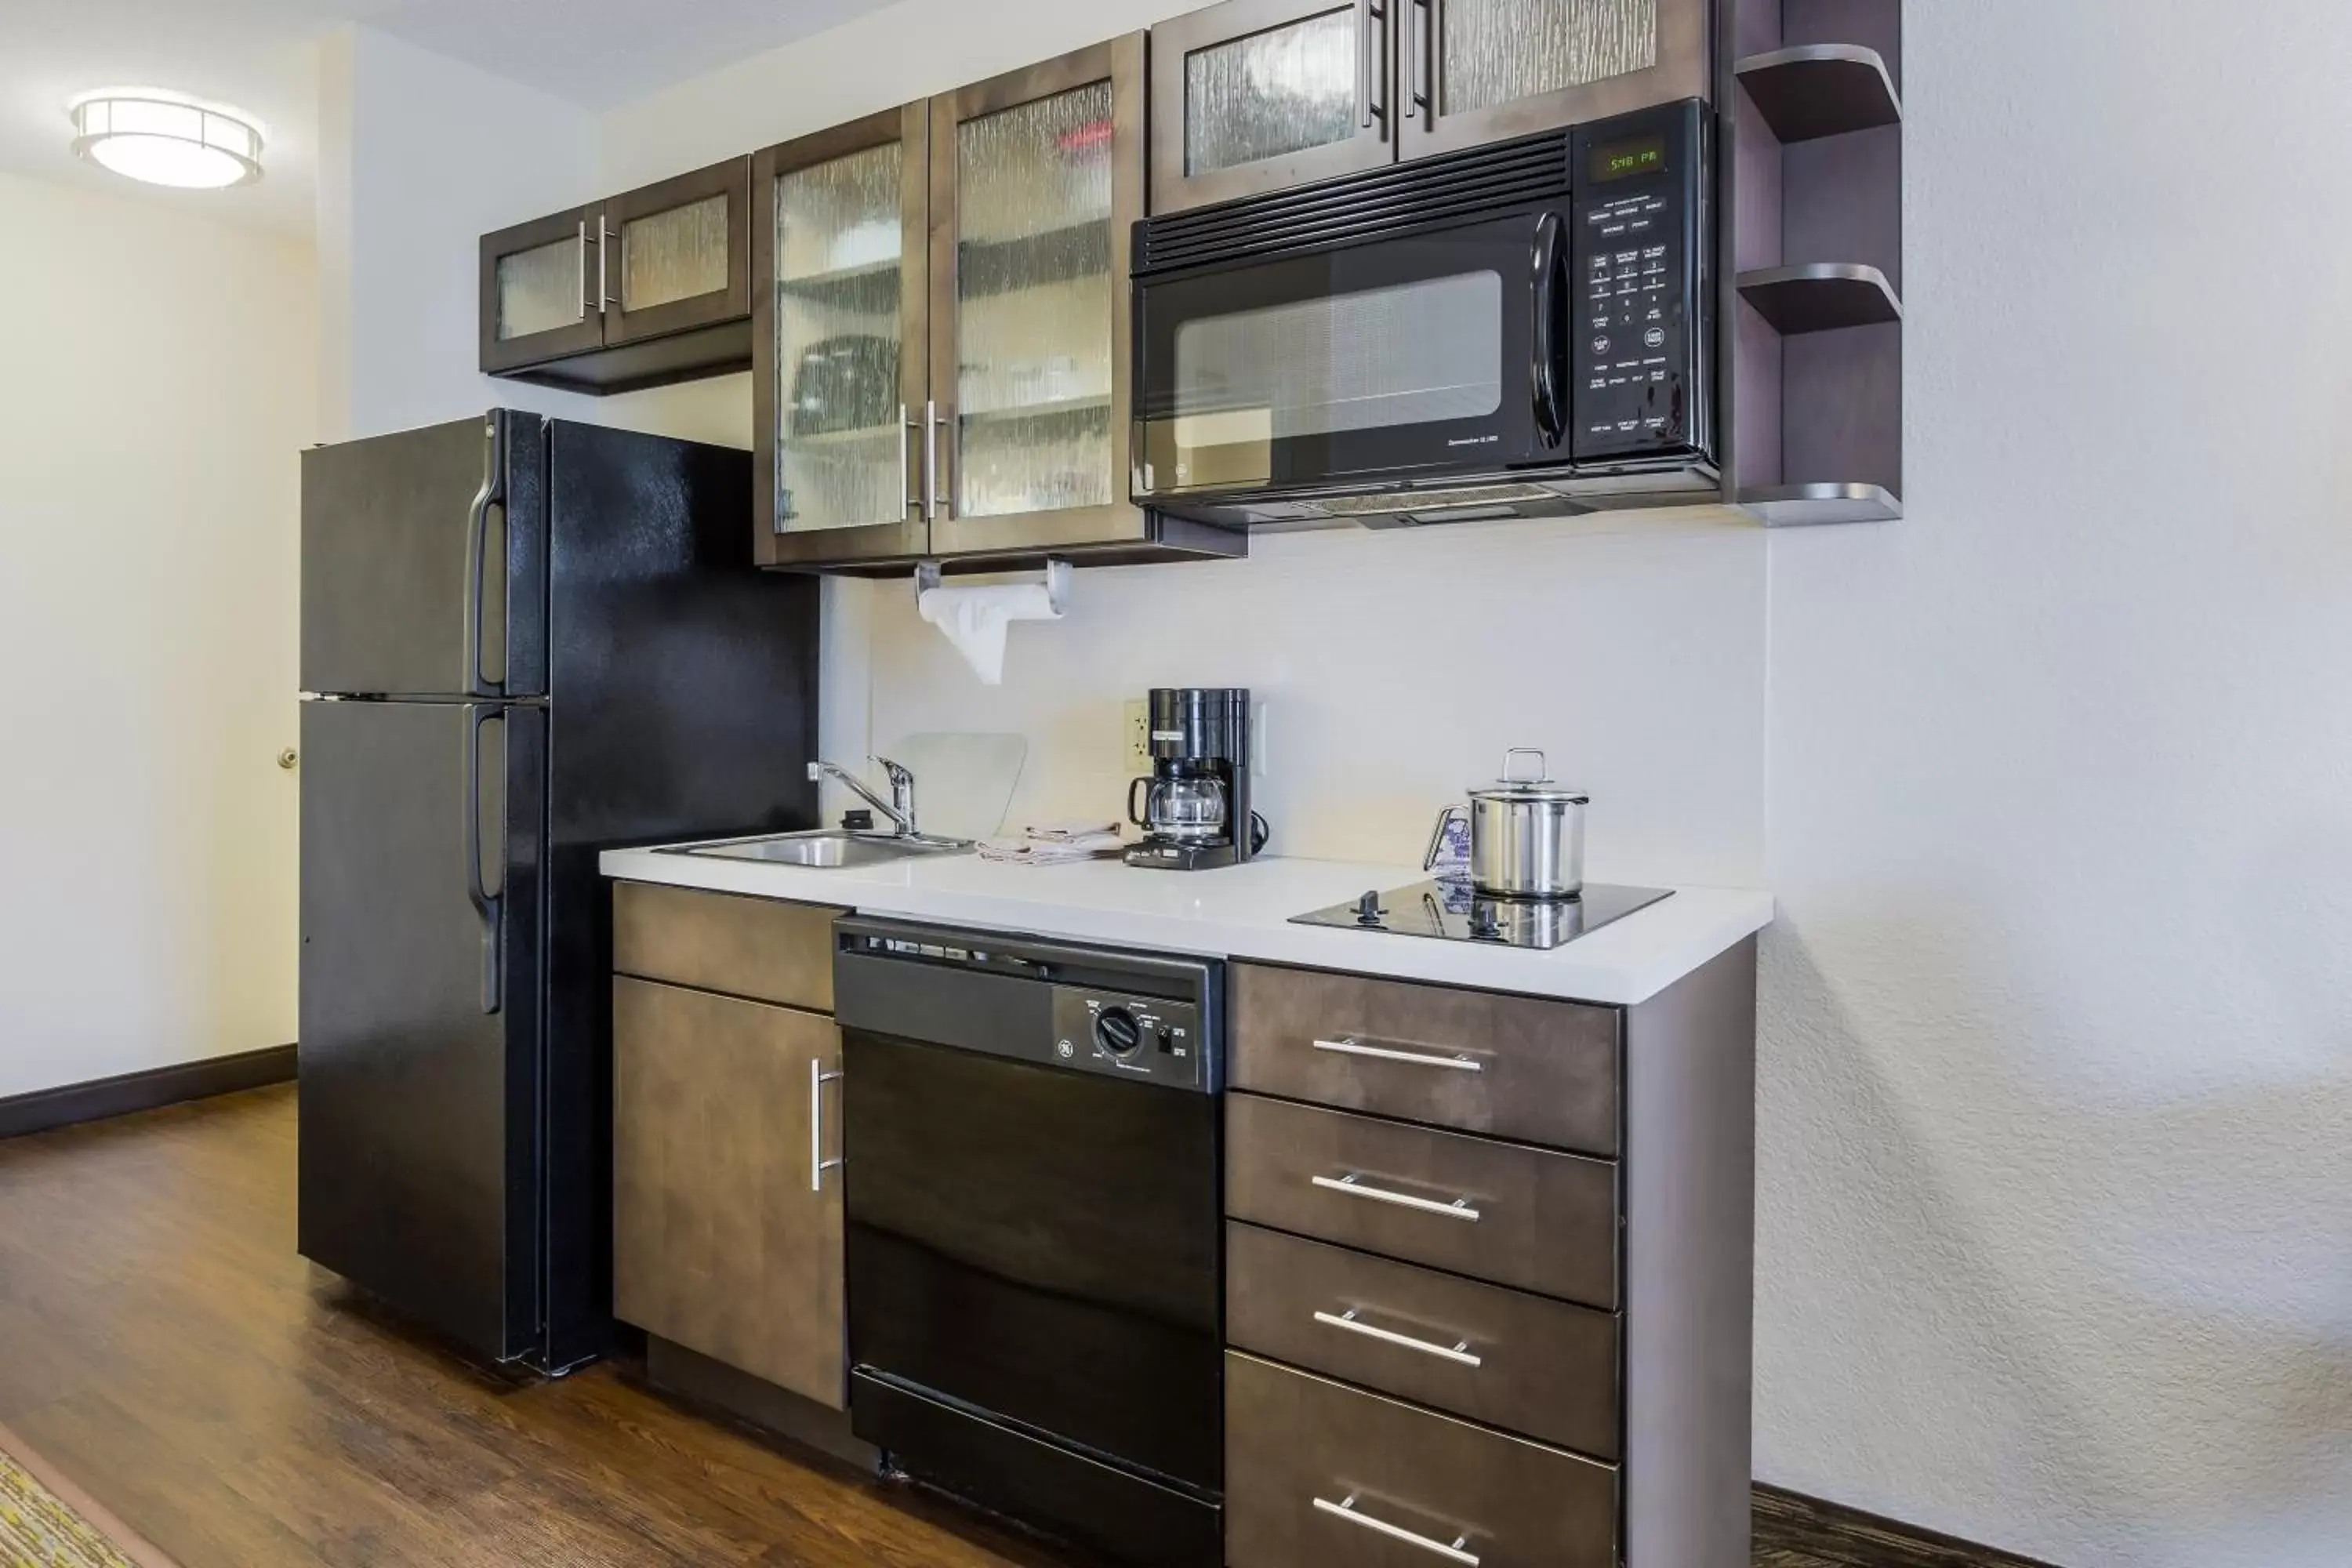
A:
1570,100,1711,463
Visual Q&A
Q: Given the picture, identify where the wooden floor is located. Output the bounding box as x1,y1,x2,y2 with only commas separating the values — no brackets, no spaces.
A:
0,1086,2041,1568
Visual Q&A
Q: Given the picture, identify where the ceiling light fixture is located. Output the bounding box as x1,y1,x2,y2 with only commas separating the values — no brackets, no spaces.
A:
70,91,263,190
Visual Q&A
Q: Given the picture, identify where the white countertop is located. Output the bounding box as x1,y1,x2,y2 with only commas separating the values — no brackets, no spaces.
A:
599,841,1771,1006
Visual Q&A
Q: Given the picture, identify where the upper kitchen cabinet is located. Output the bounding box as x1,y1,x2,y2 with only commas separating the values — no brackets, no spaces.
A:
1398,0,1711,158
1151,0,1396,213
1151,0,1712,210
756,36,1243,572
479,158,753,394
930,41,1137,559
753,106,932,569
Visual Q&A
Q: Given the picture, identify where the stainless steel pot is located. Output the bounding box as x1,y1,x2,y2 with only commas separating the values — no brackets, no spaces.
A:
1423,749,1589,899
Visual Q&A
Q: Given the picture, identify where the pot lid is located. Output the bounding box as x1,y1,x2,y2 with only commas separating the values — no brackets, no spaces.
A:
1468,748,1589,804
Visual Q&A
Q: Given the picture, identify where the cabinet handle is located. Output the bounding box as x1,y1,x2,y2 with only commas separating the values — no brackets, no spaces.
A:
899,402,920,514
1406,0,1432,117
1312,1495,1479,1565
1312,1171,1481,1221
924,399,953,519
597,223,614,312
810,1058,844,1192
575,219,590,319
1312,1036,1482,1072
1314,1308,1482,1367
1356,0,1388,130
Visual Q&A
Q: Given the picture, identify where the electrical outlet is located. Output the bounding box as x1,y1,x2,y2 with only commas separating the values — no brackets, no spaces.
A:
1123,699,1151,771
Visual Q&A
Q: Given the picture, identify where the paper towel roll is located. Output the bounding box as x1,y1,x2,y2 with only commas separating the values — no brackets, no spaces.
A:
917,580,1062,684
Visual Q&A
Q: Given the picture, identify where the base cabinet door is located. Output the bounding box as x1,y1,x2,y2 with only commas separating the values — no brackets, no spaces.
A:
612,975,845,1407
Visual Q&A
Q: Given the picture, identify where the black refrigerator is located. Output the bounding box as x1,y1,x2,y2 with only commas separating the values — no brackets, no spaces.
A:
298,411,818,1373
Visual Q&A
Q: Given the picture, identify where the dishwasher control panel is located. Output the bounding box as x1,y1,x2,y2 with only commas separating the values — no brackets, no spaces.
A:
835,919,1221,1094
1052,988,1207,1091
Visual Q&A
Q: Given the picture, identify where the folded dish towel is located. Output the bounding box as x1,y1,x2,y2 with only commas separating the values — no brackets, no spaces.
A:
978,821,1124,865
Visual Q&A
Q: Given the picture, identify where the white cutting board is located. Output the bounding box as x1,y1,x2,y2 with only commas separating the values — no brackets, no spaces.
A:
876,731,1029,840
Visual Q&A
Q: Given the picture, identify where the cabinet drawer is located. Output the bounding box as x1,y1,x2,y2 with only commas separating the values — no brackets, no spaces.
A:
1226,1222,1618,1459
1225,1352,1617,1568
612,880,843,1011
1232,964,1620,1155
1226,1094,1617,1308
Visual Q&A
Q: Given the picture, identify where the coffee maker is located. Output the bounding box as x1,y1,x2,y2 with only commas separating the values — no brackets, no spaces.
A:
1124,688,1265,871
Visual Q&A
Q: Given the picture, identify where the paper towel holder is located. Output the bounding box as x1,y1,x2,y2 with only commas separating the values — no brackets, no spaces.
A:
913,557,1073,612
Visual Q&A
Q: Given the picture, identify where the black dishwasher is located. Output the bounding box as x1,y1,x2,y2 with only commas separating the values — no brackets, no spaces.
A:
833,918,1223,1567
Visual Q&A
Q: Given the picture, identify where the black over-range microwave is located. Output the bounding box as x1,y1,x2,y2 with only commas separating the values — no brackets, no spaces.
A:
1132,99,1714,528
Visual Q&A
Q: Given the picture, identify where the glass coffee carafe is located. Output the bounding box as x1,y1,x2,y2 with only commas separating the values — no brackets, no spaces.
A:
1127,769,1231,844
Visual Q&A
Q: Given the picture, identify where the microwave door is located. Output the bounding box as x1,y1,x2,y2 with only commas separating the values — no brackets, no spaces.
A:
1134,213,1563,500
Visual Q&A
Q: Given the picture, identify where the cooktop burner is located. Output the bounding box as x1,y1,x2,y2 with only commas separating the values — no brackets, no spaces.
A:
1290,880,1673,951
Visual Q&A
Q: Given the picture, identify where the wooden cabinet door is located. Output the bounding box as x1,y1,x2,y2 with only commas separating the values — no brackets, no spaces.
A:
926,34,1150,559
612,976,845,1408
602,158,752,350
752,104,935,569
1150,0,1397,214
1396,0,1711,160
478,203,606,374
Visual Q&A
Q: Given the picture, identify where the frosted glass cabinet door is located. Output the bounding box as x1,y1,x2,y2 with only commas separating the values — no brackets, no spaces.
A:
1149,0,1396,213
1397,0,1712,158
752,104,933,568
603,158,750,350
479,205,606,375
929,35,1149,557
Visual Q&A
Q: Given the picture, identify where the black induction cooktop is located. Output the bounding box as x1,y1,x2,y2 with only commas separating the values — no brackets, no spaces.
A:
1291,880,1673,951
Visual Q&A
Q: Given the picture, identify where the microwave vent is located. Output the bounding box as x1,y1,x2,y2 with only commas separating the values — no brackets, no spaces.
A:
1135,132,1571,274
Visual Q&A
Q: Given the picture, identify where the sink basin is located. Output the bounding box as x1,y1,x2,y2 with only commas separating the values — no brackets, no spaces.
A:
666,829,972,869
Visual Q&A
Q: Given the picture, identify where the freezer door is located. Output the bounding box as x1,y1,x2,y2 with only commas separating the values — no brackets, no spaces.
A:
298,697,546,1363
300,412,548,699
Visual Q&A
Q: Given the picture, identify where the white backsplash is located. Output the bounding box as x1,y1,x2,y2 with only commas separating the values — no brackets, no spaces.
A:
859,511,1769,886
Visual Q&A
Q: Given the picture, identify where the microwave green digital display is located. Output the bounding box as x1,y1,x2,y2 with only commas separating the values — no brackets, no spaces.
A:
1592,135,1668,183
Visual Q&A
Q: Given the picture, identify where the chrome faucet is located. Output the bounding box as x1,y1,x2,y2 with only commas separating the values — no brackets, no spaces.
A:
808,756,916,837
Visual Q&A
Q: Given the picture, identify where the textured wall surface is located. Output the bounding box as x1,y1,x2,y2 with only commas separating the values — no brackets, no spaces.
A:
1755,3,2352,1563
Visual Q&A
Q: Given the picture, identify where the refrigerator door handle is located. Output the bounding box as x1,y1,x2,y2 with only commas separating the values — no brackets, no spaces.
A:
464,703,504,1014
464,414,507,698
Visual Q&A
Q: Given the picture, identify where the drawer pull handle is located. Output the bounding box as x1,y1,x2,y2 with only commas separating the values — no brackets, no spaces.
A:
1313,1494,1480,1565
1312,1171,1482,1222
1314,1308,1483,1367
1312,1036,1483,1072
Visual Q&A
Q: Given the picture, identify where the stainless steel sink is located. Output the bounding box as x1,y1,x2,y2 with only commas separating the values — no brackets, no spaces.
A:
664,829,973,869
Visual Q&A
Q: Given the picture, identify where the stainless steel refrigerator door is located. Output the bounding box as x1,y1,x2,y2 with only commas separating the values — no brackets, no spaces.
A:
297,696,546,1363
299,412,547,699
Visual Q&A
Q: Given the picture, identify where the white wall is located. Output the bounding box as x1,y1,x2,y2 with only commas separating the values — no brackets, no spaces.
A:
316,25,598,442
0,171,316,1098
1754,4,2352,1564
